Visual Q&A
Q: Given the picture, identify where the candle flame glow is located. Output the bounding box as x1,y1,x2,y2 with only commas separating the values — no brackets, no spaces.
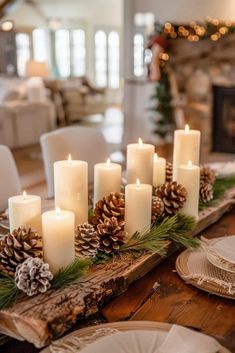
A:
23,190,27,199
138,138,143,146
154,153,158,161
185,124,190,133
106,158,111,166
188,160,192,167
136,178,140,187
68,154,72,165
56,206,61,217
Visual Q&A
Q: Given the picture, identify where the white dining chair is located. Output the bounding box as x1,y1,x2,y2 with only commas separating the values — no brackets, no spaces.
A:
0,145,21,212
40,126,109,197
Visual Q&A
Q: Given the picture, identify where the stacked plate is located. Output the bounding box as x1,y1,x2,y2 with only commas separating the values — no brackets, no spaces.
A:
207,236,235,274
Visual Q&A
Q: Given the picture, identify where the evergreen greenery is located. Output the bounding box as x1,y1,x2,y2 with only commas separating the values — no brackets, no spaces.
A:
0,274,19,310
121,213,199,254
150,67,174,138
52,258,92,290
199,175,235,210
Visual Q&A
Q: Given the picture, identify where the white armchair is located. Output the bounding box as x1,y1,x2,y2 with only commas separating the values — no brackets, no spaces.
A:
40,126,109,197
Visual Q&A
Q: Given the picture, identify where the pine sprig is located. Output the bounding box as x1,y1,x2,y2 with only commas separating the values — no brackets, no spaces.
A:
52,258,91,290
0,275,19,310
120,213,198,254
199,175,235,210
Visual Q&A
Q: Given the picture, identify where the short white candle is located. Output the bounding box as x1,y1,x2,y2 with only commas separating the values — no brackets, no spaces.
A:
42,207,75,274
94,158,122,206
125,179,152,238
173,124,201,181
127,138,155,184
8,191,41,233
178,161,200,219
54,155,88,226
153,153,166,187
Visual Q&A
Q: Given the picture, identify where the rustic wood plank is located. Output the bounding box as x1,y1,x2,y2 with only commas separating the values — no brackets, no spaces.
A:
0,189,234,348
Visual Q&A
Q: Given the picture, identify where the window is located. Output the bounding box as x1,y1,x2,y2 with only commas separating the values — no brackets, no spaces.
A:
108,31,120,89
95,29,120,88
72,29,86,76
134,33,144,77
95,30,107,87
33,29,49,63
55,29,70,78
16,33,30,76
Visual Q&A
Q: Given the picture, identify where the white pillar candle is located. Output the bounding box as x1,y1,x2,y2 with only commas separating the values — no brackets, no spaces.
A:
8,191,41,233
54,155,88,226
94,158,122,206
127,138,155,184
153,153,166,187
178,161,200,220
125,179,152,238
42,207,75,274
173,124,201,181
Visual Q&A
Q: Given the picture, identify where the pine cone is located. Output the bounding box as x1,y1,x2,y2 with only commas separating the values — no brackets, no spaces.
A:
97,217,126,254
91,192,125,227
166,162,173,182
152,196,164,222
75,223,100,258
156,181,187,217
200,165,216,185
200,182,214,203
15,257,53,296
0,227,43,276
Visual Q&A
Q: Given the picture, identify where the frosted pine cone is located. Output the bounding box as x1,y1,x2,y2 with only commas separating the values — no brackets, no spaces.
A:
156,181,187,217
97,217,126,254
91,192,125,227
152,196,164,222
165,162,173,182
200,166,216,185
0,227,42,276
15,257,53,296
75,223,100,258
200,182,214,203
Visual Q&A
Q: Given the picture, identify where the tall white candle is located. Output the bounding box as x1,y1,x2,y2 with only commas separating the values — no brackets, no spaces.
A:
94,158,122,206
125,179,152,238
42,207,75,274
173,124,201,181
178,161,200,219
153,153,166,187
127,138,154,184
8,191,41,233
54,155,88,226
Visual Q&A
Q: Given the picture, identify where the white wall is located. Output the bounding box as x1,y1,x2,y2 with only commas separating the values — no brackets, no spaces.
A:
134,0,235,22
3,0,123,83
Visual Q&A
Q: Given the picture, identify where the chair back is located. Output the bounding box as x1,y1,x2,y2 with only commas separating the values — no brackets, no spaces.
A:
40,126,109,197
0,145,21,212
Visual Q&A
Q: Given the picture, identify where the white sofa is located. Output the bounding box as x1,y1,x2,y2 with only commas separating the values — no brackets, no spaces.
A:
0,77,56,148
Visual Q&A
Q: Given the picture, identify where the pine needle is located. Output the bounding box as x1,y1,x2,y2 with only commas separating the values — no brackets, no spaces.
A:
52,258,92,290
120,213,199,254
199,175,235,210
0,275,19,310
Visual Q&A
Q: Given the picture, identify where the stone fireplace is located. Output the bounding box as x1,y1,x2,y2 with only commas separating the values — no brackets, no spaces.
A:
168,33,235,153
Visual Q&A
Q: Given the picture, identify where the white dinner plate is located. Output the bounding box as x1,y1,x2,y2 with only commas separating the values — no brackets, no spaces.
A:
79,330,167,353
210,236,235,264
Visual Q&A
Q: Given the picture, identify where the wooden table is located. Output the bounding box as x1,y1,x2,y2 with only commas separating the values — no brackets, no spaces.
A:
2,207,235,353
